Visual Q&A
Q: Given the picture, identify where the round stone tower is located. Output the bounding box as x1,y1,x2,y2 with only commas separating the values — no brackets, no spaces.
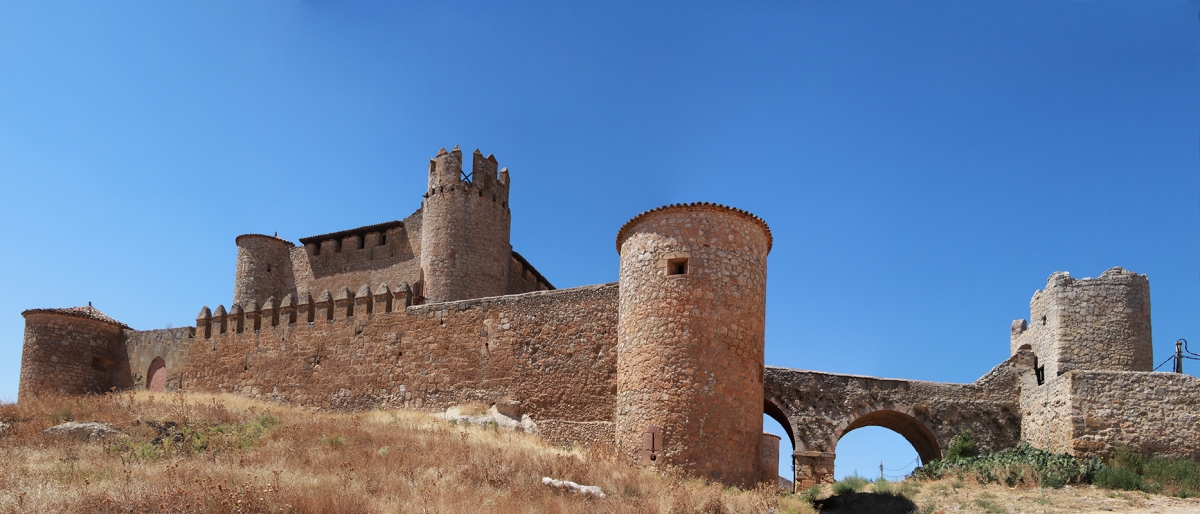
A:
232,234,296,305
419,146,512,303
615,202,772,487
18,305,128,401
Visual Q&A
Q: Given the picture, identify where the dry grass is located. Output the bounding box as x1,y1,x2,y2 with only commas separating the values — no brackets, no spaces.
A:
866,475,1200,514
0,392,813,513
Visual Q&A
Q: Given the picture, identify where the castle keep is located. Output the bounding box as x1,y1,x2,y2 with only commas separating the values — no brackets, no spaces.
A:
18,147,1200,489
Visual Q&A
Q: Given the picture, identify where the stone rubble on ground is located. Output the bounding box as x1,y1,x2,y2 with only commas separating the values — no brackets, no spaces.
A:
541,477,605,498
43,421,119,441
437,403,538,434
0,421,10,436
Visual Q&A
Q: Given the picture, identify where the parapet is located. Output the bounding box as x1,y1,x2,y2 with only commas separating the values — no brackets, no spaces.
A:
426,146,510,200
1011,267,1152,378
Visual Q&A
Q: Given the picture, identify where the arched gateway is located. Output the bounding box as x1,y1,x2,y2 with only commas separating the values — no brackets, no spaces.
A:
763,351,1034,489
147,357,166,392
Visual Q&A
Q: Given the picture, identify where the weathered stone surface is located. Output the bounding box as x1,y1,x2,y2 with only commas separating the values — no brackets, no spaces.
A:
616,203,771,488
765,351,1031,488
16,145,1200,491
1011,267,1152,378
1022,370,1200,459
43,421,119,441
0,421,10,436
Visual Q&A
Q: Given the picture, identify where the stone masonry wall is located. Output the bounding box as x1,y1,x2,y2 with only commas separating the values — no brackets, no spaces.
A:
185,283,618,447
122,327,195,391
616,203,771,487
1021,370,1200,458
765,351,1032,488
295,219,422,301
18,314,124,400
1011,268,1152,379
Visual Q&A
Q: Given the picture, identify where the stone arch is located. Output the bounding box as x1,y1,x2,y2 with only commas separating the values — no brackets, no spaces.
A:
147,357,166,392
834,409,942,466
764,397,795,450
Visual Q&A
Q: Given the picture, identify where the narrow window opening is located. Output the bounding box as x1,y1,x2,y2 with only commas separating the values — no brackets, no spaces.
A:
1036,365,1045,385
266,264,271,273
358,238,365,250
379,233,387,246
1041,315,1047,326
667,258,689,276
313,245,321,256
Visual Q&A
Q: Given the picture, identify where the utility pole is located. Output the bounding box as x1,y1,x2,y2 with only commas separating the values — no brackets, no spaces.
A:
1176,339,1184,374
879,461,883,481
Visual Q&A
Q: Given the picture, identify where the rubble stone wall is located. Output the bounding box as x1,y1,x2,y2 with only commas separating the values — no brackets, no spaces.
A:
1021,370,1200,458
764,352,1033,488
1011,268,1152,378
18,314,124,399
184,283,619,447
121,327,194,392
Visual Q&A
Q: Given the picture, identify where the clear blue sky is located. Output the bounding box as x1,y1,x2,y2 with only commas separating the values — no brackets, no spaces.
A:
1,1,1197,481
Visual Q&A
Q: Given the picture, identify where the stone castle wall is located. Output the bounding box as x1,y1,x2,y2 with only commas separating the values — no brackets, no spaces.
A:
1021,371,1200,459
615,203,772,487
1011,267,1152,379
18,314,124,399
186,283,619,447
233,235,297,306
122,327,194,392
294,220,422,302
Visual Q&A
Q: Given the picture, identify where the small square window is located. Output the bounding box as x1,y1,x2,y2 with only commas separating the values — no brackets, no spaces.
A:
667,258,688,276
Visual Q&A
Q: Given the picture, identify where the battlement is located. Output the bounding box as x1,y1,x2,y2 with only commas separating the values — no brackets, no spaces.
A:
426,146,510,204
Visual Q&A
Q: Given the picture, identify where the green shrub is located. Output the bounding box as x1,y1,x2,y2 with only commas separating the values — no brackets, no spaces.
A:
869,478,893,495
945,430,977,461
913,442,1101,487
832,474,869,495
1094,465,1144,491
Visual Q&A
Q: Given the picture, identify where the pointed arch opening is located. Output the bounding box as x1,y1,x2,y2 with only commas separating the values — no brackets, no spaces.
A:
147,357,167,392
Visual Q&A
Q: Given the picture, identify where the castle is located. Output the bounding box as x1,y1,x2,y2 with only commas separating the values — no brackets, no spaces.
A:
18,147,1200,489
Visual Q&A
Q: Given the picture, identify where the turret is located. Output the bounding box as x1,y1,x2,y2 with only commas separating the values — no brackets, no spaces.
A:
233,234,297,305
614,202,773,487
419,146,513,303
19,304,129,400
1011,267,1152,380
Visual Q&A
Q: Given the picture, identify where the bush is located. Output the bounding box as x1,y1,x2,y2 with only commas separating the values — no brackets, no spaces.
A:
832,474,869,495
945,430,977,462
1094,465,1144,492
913,442,1101,488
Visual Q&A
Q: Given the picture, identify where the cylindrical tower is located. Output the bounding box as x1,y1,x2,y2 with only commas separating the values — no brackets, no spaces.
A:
18,305,127,401
419,146,511,303
233,234,296,305
615,202,772,487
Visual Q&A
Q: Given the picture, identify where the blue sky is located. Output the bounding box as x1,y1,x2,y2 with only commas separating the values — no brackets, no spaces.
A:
1,1,1197,481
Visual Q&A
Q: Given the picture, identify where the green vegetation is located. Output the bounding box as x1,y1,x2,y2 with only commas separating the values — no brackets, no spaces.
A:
915,442,1200,498
1092,447,1200,498
944,430,977,461
831,474,869,495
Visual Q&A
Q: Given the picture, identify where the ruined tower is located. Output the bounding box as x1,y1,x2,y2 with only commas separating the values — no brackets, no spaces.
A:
614,202,772,487
419,146,512,303
1010,267,1152,379
18,305,128,400
232,234,296,305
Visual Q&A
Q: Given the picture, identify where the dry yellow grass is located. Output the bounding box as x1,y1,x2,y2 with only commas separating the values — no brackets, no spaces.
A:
0,392,813,513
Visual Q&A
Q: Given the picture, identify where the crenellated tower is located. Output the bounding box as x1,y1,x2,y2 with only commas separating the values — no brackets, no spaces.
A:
418,146,512,303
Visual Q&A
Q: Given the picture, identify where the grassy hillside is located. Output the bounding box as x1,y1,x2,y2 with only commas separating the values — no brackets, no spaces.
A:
0,392,811,513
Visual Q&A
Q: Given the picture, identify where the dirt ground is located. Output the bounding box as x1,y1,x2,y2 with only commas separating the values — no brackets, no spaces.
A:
871,478,1200,514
